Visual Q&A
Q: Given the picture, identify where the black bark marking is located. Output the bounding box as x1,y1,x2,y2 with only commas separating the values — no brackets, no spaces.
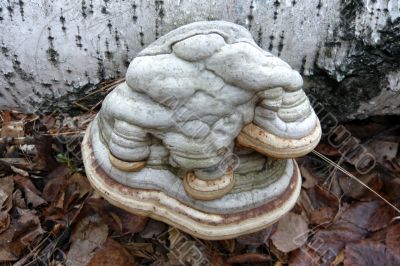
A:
155,0,165,39
4,72,15,87
132,2,138,23
277,31,285,56
81,0,87,18
107,20,112,34
247,0,254,31
104,38,113,60
300,56,307,75
6,0,13,20
273,0,280,20
75,26,83,48
1,43,9,57
0,7,3,22
292,0,296,6
40,82,52,88
257,26,263,46
60,9,66,32
12,54,33,81
139,29,144,47
114,29,120,46
17,0,24,21
89,0,94,14
97,57,106,80
316,0,322,16
46,27,59,65
268,34,274,51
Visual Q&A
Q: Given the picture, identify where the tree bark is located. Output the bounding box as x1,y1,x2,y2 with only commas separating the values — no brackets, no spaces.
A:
0,0,399,120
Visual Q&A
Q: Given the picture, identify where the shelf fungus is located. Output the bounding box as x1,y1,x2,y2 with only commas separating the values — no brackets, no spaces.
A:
82,21,321,240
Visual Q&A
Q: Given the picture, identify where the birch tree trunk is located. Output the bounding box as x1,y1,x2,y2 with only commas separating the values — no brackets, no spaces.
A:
0,0,399,120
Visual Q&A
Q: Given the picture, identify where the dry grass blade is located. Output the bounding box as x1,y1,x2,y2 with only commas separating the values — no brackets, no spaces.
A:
311,150,400,214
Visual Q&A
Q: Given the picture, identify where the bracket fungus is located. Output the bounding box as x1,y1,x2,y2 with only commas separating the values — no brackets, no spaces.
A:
82,21,321,240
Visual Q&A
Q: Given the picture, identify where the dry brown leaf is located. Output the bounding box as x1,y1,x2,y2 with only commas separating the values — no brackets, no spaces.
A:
386,223,400,255
0,209,45,261
315,142,341,156
339,171,382,200
88,198,148,234
68,172,92,198
0,176,14,212
300,163,318,189
66,214,108,266
344,240,400,266
288,247,320,266
43,165,69,202
88,238,134,266
12,189,26,209
368,139,399,165
236,224,275,246
307,186,339,209
341,200,394,231
0,211,10,234
210,251,228,266
226,253,271,264
139,219,167,239
12,175,41,195
1,121,24,138
271,212,308,253
0,247,18,262
310,221,367,263
309,207,336,225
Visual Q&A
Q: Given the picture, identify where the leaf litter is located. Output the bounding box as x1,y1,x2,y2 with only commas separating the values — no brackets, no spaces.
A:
1,86,400,265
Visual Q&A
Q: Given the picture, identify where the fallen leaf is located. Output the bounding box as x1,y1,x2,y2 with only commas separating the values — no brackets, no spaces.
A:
344,240,400,266
88,238,134,266
271,212,308,253
42,165,69,202
0,176,14,212
1,121,24,138
0,209,45,260
315,142,341,156
123,242,155,260
338,171,382,200
368,139,399,165
23,188,47,208
88,198,148,234
68,172,92,199
236,224,275,246
66,214,108,266
341,200,394,231
0,212,10,234
309,207,336,225
0,247,18,262
12,189,26,209
210,251,227,266
307,186,339,210
386,224,400,255
139,219,167,239
300,163,318,189
288,247,320,266
12,175,41,195
227,253,271,264
310,221,367,263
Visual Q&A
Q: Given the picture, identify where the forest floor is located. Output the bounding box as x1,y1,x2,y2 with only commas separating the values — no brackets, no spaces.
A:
0,79,400,266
